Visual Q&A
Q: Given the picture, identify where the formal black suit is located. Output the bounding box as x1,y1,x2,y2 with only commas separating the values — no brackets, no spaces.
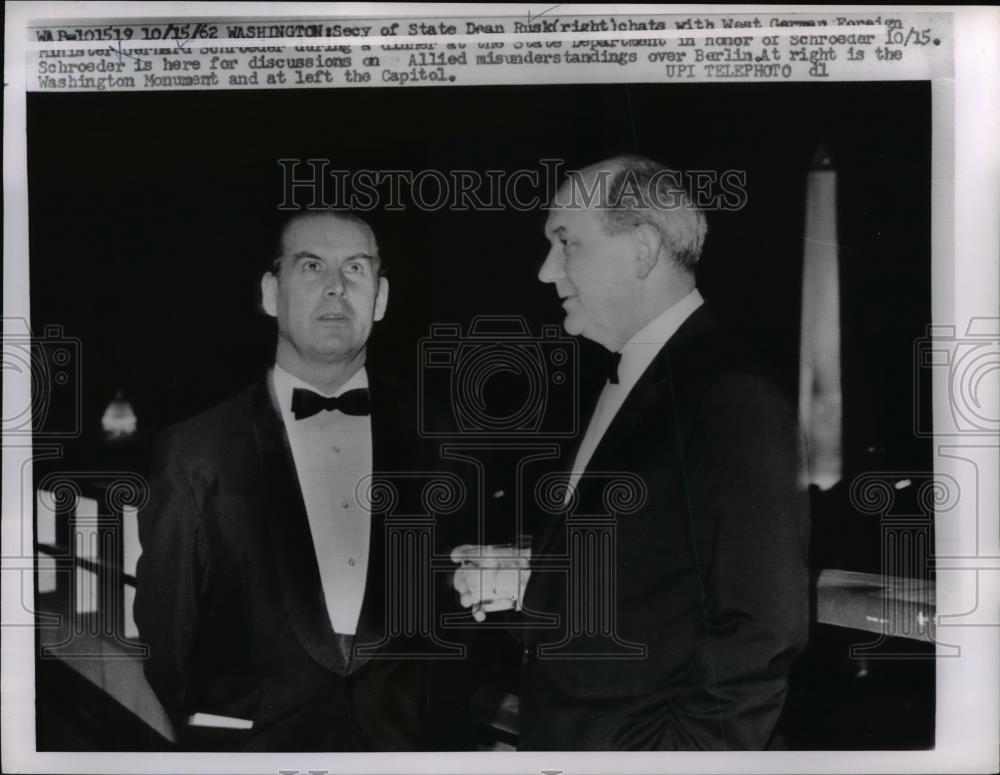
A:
518,304,810,750
134,372,433,751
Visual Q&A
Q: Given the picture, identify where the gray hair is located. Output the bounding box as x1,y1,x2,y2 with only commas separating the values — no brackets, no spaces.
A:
571,155,708,272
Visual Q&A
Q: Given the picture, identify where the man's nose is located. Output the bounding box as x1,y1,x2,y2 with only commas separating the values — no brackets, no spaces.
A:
324,271,347,297
537,247,563,284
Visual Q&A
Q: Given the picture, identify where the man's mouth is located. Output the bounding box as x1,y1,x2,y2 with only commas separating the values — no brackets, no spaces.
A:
317,311,350,322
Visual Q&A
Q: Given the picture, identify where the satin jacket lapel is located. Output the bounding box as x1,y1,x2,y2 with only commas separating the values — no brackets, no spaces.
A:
534,360,666,561
251,377,348,675
582,359,667,490
349,375,395,671
582,305,717,484
531,384,602,559
533,305,716,554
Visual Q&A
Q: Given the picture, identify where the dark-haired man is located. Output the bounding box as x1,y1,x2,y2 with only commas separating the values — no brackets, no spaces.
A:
135,212,430,751
454,156,809,750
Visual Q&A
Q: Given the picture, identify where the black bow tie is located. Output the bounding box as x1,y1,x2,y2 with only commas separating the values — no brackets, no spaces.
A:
600,350,622,385
291,387,370,420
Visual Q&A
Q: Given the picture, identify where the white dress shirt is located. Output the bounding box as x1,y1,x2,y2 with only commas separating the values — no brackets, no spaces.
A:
566,289,704,498
272,364,372,635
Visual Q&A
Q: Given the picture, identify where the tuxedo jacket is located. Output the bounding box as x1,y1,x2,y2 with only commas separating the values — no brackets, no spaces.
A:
518,305,810,751
134,373,434,751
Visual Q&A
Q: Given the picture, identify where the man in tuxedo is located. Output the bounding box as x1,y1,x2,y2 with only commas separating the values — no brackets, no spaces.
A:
135,211,431,751
453,156,809,750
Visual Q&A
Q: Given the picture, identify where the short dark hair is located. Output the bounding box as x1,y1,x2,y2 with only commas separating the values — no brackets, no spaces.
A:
269,210,383,278
570,156,708,272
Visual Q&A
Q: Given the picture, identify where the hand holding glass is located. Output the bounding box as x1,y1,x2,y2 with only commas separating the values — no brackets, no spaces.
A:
450,542,532,622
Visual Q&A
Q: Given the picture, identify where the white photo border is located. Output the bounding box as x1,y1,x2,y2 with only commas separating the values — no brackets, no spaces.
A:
3,3,998,773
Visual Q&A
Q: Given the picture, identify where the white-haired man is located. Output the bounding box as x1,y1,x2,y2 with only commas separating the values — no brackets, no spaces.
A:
454,156,809,750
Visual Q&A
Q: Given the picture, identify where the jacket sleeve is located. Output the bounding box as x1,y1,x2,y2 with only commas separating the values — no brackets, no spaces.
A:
653,372,810,750
133,431,211,724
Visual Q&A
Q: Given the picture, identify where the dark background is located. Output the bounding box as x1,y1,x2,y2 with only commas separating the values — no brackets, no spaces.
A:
28,81,934,750
28,81,932,479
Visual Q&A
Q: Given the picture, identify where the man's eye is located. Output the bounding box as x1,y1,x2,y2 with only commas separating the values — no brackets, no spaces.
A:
345,262,364,274
302,260,322,272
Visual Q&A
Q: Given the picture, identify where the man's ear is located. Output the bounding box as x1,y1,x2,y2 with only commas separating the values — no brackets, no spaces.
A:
632,224,663,280
374,276,389,322
261,273,278,318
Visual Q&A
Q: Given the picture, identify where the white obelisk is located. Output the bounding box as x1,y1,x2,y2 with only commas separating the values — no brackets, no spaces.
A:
799,144,843,490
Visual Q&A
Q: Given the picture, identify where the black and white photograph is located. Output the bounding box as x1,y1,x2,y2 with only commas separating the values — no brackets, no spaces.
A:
2,3,998,773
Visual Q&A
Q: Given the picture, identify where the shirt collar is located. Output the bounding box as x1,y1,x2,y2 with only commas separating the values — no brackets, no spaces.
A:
616,289,704,390
272,362,369,420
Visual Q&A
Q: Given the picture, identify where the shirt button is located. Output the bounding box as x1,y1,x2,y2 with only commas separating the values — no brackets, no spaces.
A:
341,500,350,509
348,558,356,567
332,446,340,453
523,646,536,660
